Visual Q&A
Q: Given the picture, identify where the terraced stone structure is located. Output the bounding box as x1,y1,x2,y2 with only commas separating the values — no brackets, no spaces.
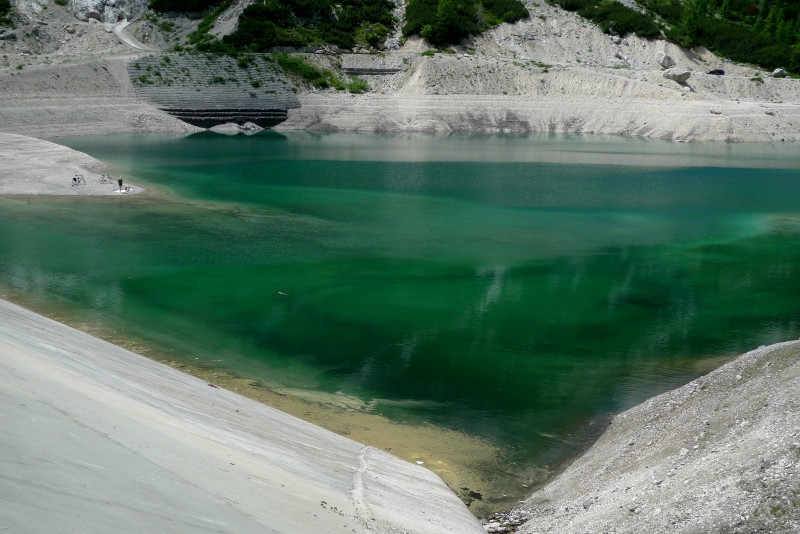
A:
129,54,300,129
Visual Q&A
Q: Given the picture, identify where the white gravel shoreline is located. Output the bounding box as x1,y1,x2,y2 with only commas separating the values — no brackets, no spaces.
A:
0,132,146,195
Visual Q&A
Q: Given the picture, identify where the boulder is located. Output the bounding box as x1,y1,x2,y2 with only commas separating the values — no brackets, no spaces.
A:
772,68,787,78
663,68,691,83
656,51,676,69
15,0,49,17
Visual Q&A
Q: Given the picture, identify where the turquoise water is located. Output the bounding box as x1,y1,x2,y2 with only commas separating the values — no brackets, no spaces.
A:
3,132,800,506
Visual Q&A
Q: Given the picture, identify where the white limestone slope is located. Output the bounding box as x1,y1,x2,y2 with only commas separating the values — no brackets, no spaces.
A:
0,299,484,533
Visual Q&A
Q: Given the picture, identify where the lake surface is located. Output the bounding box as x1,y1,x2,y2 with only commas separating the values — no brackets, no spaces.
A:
3,132,800,513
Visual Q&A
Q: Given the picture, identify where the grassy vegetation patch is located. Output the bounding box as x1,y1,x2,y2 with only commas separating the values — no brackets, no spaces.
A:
274,53,368,93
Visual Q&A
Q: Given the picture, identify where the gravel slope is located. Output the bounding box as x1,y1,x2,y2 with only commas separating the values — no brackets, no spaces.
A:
503,341,800,533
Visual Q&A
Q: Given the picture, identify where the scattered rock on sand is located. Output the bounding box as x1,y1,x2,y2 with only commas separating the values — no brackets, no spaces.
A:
772,68,787,78
663,68,691,83
656,51,676,69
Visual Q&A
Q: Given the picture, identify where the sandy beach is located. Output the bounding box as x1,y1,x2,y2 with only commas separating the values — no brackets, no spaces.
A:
0,132,145,195
0,298,484,533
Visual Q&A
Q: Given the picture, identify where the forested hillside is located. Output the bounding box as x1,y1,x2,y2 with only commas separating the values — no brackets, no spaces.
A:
150,0,528,50
147,0,800,72
1,0,13,28
551,0,800,71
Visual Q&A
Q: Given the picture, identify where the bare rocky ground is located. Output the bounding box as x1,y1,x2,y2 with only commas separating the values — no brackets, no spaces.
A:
280,0,800,142
494,341,800,534
2,0,800,141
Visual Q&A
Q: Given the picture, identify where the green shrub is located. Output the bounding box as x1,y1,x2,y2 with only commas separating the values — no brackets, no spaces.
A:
275,53,329,86
54,0,67,5
404,0,527,45
552,0,661,38
223,0,394,51
481,0,528,24
209,75,226,84
0,0,12,27
687,15,794,71
403,0,438,36
275,53,359,91
347,78,369,93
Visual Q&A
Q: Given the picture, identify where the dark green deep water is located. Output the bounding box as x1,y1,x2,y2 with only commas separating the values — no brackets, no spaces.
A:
3,132,800,505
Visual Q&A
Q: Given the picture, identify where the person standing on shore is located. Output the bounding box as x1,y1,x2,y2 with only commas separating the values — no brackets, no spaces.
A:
117,177,123,191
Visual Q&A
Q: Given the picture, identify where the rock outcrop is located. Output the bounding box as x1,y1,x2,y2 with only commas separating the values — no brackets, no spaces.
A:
129,54,300,129
69,0,148,23
656,50,676,69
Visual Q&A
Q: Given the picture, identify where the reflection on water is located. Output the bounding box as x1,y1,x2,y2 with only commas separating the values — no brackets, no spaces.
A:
3,133,800,514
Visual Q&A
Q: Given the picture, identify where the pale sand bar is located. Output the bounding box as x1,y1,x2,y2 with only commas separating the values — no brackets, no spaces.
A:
0,132,143,196
0,299,484,533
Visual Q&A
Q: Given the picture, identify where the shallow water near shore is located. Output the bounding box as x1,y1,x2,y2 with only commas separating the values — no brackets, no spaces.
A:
3,132,800,515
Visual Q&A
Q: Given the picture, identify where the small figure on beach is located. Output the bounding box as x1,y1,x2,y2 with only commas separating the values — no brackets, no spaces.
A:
118,176,123,191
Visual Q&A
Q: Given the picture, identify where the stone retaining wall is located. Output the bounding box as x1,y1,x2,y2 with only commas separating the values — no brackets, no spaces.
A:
129,53,300,129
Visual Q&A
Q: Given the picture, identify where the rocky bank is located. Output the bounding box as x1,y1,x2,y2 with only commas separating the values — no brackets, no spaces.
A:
496,341,800,534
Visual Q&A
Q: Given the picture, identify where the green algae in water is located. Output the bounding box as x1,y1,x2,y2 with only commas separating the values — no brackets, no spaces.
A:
4,133,800,512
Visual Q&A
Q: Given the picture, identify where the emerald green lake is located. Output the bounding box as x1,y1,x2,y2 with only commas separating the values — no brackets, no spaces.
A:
3,132,800,512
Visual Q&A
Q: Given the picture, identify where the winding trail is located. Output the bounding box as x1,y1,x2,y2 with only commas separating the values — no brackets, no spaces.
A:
110,19,157,52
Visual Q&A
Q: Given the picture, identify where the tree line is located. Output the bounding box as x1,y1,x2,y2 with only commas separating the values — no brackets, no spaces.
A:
1,0,12,28
552,0,800,72
151,0,527,50
148,0,800,72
